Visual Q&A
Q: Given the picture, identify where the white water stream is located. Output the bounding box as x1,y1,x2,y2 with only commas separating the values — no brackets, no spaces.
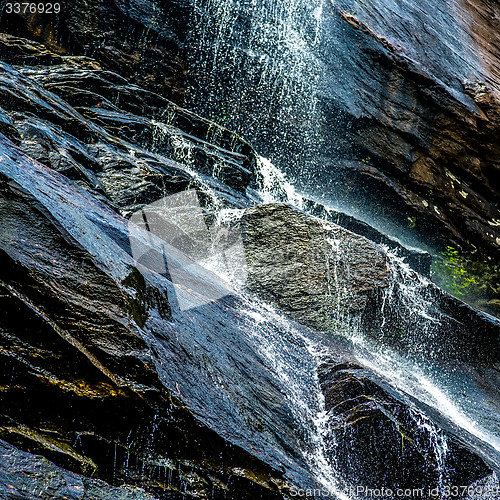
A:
140,0,500,493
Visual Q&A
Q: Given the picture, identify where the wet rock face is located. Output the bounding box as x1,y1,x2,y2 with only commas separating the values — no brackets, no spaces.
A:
0,16,497,500
0,0,190,101
240,203,390,330
360,266,500,367
0,439,156,500
1,0,500,309
239,202,499,368
318,361,492,492
300,198,433,278
0,146,287,499
0,33,255,216
236,203,500,376
0,48,289,498
340,10,500,260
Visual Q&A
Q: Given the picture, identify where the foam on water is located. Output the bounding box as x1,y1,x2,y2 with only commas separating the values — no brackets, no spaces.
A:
255,155,304,208
351,332,500,453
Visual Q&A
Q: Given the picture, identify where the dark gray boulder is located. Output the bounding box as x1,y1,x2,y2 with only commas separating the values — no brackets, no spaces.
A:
318,360,492,494
240,203,390,331
235,203,499,368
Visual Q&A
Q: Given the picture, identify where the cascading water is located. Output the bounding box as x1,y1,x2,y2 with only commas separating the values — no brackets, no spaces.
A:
254,156,304,208
237,298,352,499
144,103,499,490
152,151,496,497
355,251,500,456
252,157,500,479
128,1,500,494
1,4,499,496
186,0,332,178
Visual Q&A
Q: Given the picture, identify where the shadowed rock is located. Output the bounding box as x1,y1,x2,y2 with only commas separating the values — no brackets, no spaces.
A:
0,439,156,500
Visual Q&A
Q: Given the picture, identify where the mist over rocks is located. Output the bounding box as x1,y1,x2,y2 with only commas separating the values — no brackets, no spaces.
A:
4,0,497,313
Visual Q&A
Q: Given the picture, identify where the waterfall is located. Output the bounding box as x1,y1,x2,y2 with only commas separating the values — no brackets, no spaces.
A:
133,0,499,494
140,114,499,490
140,101,499,489
254,156,304,208
186,0,330,176
251,156,500,464
237,298,353,499
2,1,499,496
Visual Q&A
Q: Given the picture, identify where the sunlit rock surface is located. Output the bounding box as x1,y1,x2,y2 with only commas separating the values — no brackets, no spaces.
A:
240,203,390,329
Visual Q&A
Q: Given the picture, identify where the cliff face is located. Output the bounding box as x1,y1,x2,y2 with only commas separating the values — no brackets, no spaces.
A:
329,0,500,293
1,1,499,239
0,2,499,498
0,44,290,498
4,0,498,310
